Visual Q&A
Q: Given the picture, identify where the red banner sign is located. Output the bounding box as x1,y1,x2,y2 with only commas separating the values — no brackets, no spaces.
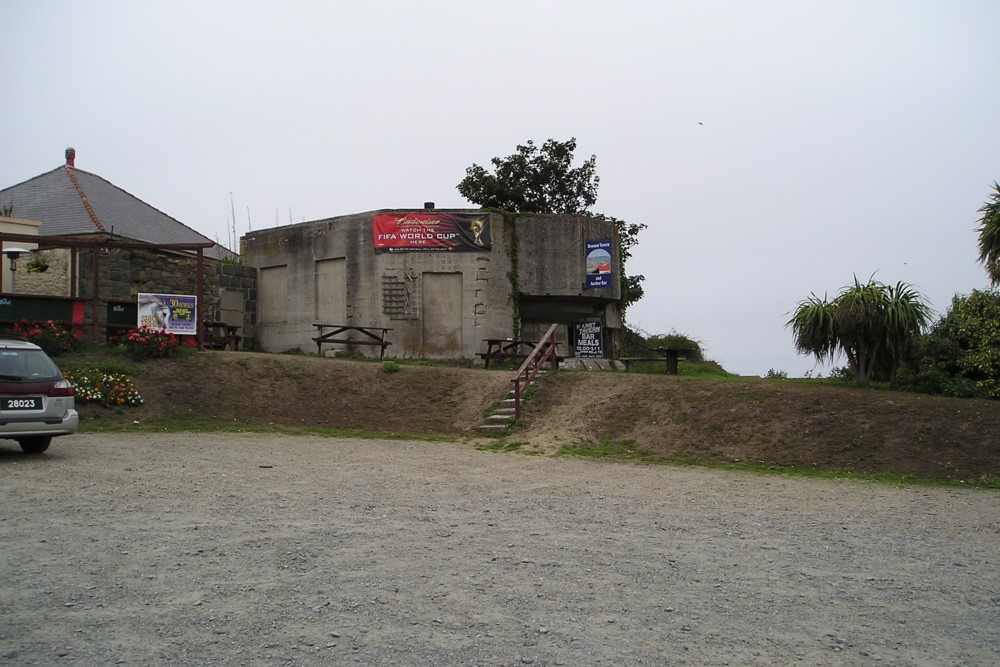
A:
373,213,491,253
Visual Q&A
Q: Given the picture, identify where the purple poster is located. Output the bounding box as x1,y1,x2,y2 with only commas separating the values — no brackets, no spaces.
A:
137,293,197,335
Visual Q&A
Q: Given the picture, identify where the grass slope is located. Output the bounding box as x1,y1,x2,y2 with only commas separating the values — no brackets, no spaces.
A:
73,351,999,486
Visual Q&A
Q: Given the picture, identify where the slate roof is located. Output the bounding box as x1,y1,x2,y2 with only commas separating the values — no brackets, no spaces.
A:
0,159,234,261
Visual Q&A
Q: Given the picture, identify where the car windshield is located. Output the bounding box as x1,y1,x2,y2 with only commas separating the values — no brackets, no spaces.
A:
0,349,62,380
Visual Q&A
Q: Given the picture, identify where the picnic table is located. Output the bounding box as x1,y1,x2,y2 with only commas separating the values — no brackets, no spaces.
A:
203,321,242,350
478,339,538,368
312,323,392,359
619,347,693,375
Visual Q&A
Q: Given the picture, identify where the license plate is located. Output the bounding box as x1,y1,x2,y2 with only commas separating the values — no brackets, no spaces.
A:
2,397,40,410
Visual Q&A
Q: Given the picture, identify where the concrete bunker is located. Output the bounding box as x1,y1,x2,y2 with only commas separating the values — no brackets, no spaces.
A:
240,207,623,361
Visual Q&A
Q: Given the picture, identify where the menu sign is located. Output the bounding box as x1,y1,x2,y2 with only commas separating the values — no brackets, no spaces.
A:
575,321,603,358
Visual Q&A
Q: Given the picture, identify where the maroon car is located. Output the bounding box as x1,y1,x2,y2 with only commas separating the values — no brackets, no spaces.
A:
0,338,78,453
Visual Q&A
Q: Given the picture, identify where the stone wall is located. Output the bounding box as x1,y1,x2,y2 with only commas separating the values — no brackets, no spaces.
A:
7,248,212,296
0,215,43,292
74,248,218,300
215,263,257,349
14,249,71,296
16,246,258,345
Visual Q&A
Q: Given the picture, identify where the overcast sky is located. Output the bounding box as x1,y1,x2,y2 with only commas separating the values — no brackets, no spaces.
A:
3,0,998,376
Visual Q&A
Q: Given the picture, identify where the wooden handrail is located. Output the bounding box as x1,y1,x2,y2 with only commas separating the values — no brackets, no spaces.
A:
511,323,560,420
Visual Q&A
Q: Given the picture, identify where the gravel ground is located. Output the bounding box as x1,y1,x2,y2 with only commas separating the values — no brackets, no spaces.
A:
1,433,997,666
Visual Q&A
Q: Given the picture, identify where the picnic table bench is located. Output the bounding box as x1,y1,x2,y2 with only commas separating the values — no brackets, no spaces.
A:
478,339,539,368
312,323,392,359
478,338,566,368
203,321,242,351
619,347,693,375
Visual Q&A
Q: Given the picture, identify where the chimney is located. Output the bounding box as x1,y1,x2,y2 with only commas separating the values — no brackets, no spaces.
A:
65,147,76,167
424,201,435,210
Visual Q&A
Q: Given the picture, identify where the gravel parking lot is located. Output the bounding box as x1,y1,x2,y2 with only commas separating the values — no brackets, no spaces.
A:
1,432,997,666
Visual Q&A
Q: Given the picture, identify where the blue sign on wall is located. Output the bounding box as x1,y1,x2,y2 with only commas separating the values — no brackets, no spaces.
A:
584,239,612,289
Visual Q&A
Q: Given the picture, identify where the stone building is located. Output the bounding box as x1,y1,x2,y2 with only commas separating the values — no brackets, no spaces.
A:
240,206,623,360
0,148,255,341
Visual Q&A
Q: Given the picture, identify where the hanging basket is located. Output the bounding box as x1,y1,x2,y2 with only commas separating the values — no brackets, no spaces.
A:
26,256,49,273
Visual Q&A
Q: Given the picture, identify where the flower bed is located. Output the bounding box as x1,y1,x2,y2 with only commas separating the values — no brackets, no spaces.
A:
120,326,180,361
6,319,80,355
62,368,143,407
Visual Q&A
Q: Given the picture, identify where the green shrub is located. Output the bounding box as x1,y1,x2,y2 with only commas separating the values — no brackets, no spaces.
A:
621,325,705,362
897,289,1000,399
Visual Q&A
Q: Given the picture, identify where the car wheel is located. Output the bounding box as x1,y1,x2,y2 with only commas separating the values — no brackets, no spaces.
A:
18,437,52,454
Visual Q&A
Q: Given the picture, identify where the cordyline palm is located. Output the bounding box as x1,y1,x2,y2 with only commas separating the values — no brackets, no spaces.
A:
976,182,1000,286
787,276,933,385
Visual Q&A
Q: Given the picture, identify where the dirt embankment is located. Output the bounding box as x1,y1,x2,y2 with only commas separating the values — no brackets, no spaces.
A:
76,352,1000,482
